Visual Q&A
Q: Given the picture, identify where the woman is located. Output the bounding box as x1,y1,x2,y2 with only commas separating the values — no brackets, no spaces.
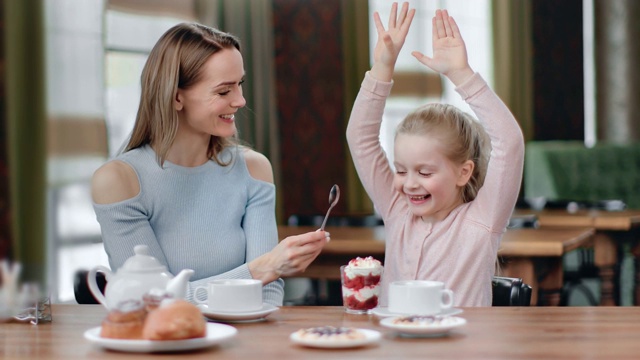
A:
91,23,329,306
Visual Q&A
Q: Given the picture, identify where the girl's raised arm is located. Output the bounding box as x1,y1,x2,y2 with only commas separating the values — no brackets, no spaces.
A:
411,9,473,86
370,2,416,82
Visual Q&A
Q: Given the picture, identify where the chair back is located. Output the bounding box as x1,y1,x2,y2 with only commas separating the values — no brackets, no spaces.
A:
74,269,107,304
492,276,532,306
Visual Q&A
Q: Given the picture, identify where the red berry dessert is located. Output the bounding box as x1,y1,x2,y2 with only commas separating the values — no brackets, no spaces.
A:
340,257,383,313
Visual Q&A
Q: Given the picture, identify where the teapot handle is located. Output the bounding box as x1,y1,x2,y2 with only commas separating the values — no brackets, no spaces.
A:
87,265,111,307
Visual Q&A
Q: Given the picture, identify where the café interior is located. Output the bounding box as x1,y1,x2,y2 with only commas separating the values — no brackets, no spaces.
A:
1,0,640,358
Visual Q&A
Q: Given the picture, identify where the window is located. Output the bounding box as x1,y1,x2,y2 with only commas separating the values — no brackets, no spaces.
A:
368,0,493,167
104,11,189,156
45,1,191,303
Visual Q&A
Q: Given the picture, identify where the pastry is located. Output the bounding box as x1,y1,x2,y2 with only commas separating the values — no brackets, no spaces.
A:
392,315,455,326
142,299,206,340
100,300,147,339
294,326,366,341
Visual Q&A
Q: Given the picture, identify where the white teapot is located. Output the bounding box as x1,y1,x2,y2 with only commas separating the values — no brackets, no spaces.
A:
88,245,194,310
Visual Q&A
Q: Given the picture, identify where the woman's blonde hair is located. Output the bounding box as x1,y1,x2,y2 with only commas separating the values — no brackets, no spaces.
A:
396,103,491,203
126,23,241,166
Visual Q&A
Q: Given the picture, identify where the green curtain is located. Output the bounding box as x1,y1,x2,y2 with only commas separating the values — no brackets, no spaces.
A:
4,0,47,283
341,0,373,215
492,0,533,142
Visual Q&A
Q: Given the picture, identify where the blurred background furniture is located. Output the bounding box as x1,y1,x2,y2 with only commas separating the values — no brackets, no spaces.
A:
498,226,595,306
509,212,598,306
287,214,384,228
560,248,599,306
517,208,640,306
492,276,532,306
524,141,640,208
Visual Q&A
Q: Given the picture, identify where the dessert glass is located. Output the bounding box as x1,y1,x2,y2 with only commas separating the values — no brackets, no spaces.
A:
340,258,383,314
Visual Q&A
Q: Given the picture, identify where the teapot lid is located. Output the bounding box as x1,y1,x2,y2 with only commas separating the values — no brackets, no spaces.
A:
120,245,167,272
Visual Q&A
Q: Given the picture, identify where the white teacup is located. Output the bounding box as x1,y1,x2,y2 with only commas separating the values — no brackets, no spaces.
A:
194,279,262,313
388,280,454,315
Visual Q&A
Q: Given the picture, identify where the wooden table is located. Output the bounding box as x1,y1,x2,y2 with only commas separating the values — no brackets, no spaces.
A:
515,209,640,305
278,226,595,306
3,305,640,359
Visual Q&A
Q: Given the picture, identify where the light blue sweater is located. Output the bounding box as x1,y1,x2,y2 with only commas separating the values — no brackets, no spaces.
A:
93,144,284,306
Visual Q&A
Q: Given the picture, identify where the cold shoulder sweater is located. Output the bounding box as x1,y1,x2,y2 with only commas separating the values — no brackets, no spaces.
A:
346,72,524,306
93,145,284,305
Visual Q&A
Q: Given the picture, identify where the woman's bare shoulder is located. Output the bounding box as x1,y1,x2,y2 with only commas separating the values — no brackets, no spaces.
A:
91,160,140,204
242,148,274,184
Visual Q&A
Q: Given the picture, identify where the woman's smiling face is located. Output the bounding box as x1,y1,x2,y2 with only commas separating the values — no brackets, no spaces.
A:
175,47,246,139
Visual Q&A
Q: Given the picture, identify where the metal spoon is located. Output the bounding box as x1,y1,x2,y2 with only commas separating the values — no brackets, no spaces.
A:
319,184,340,231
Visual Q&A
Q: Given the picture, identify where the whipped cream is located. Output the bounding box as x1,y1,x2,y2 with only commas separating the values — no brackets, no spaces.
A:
342,286,380,301
344,256,383,278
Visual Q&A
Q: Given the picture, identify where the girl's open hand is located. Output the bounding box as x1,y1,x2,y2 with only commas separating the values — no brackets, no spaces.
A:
371,2,416,82
412,9,473,86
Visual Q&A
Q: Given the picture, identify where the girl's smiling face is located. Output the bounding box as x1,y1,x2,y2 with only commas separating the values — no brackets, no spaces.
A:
393,133,473,223
175,47,246,140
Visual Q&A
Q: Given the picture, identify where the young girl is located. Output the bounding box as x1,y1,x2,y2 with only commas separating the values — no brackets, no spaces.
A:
346,3,524,306
92,23,329,306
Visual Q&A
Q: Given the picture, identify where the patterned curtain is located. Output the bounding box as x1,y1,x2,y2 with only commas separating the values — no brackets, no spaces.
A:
196,0,372,219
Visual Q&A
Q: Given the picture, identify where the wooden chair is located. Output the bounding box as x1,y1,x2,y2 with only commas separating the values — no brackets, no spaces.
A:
560,248,599,306
492,276,532,306
510,205,598,306
73,269,106,304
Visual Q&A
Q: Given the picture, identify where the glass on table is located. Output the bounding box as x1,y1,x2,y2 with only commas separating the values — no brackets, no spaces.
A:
340,264,382,314
14,283,52,324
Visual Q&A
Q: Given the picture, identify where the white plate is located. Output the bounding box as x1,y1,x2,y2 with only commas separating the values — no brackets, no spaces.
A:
84,323,237,353
290,328,381,349
370,307,463,318
198,303,278,322
380,316,467,337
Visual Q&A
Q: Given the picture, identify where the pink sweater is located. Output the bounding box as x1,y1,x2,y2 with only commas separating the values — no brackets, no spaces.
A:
346,72,524,306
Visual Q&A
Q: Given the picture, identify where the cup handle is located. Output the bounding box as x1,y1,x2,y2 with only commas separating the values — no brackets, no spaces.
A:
87,266,110,307
441,289,454,309
193,286,208,304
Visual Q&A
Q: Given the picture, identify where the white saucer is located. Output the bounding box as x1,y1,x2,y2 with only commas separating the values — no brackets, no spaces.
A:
370,307,463,318
198,303,278,322
84,323,237,353
290,328,381,349
380,316,466,337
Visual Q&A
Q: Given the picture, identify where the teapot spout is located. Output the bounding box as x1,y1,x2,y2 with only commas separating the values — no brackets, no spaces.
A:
166,269,194,299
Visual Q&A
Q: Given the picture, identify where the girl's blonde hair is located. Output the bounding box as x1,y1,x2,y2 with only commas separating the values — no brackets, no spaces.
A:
396,103,491,203
126,23,241,167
